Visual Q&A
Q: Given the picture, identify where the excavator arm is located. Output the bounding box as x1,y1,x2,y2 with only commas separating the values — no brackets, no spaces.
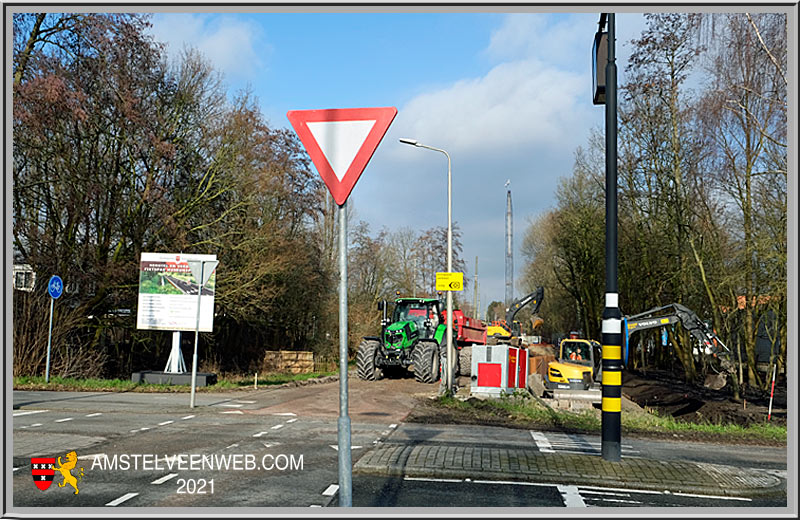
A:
624,303,733,372
505,286,544,337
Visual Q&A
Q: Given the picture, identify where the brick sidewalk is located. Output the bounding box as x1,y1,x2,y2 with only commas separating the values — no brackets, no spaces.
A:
354,443,784,498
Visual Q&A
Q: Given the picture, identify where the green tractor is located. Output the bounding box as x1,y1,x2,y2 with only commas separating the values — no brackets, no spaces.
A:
356,297,447,383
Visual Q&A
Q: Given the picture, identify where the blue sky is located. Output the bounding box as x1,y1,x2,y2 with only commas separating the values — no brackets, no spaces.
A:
148,11,649,313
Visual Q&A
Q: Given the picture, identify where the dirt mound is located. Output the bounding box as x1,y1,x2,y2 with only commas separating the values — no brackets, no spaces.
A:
622,369,787,427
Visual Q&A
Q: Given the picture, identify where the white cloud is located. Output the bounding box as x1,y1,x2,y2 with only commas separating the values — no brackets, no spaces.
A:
394,58,590,157
149,14,268,82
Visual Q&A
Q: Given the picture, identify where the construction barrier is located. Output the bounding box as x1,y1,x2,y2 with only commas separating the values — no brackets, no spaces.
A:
470,345,528,397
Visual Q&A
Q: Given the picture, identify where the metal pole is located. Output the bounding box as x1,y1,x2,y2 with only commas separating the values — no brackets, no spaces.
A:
337,201,353,506
600,12,623,462
445,150,454,395
45,298,54,383
190,263,204,409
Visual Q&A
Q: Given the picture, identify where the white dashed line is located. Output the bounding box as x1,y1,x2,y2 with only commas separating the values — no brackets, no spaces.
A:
262,442,280,449
221,410,244,414
157,420,174,426
253,432,269,438
530,431,554,453
322,484,339,496
272,412,296,416
235,400,256,404
151,473,178,485
86,413,103,417
54,418,73,423
404,477,462,483
226,443,240,449
29,423,42,428
13,467,20,472
13,410,48,417
106,492,139,506
557,485,587,507
181,415,195,420
672,492,751,502
219,403,243,408
286,418,297,424
472,480,555,487
271,424,284,430
309,505,322,507
389,424,397,428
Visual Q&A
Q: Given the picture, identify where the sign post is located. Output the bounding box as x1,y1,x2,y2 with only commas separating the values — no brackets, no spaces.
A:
187,260,218,409
288,106,396,507
45,275,63,383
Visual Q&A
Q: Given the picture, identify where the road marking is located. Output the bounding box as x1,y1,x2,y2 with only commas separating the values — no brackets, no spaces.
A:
309,505,322,507
286,418,297,424
235,400,256,404
181,415,195,420
253,432,269,438
271,424,284,430
13,467,20,472
593,498,643,504
130,427,150,433
389,423,397,428
106,492,139,506
218,403,243,408
29,423,42,428
86,412,103,417
329,445,363,451
579,485,663,495
151,473,178,485
158,420,174,426
221,410,244,414
262,442,281,449
322,484,339,496
472,479,554,487
672,491,751,502
77,453,102,461
407,477,464,484
13,410,48,417
580,490,630,497
54,417,73,423
272,412,296,416
226,443,240,449
530,431,554,452
557,485,586,507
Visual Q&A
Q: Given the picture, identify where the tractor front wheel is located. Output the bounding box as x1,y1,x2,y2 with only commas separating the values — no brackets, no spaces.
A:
356,339,382,381
413,340,439,384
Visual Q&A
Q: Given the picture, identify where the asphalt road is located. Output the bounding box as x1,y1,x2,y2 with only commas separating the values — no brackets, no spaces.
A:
10,375,789,511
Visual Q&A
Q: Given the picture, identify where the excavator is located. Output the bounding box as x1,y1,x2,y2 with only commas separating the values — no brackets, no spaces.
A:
540,303,734,403
623,303,735,388
486,287,544,343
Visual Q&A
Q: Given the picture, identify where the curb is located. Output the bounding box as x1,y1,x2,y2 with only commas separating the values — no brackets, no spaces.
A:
353,443,786,499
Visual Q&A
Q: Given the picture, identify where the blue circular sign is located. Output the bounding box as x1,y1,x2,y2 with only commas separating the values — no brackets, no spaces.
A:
48,275,63,299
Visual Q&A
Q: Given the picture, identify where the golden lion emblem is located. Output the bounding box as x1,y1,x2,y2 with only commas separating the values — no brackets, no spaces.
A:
54,451,83,494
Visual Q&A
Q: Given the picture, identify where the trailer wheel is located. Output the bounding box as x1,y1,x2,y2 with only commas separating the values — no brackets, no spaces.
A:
459,346,472,377
356,339,382,381
413,340,439,384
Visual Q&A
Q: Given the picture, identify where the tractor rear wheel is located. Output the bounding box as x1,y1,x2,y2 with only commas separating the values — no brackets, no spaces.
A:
459,346,472,377
356,339,382,381
413,340,439,384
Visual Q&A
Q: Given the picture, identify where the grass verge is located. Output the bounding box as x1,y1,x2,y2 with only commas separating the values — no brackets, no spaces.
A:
420,392,786,445
13,370,338,393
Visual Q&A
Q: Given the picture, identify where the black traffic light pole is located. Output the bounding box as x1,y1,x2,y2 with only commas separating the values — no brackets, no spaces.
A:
599,12,623,463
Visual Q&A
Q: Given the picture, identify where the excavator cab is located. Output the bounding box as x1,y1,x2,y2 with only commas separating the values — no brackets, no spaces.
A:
547,338,602,391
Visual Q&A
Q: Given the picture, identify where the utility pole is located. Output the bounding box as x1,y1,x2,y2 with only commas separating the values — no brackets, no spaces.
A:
473,256,479,318
505,181,514,308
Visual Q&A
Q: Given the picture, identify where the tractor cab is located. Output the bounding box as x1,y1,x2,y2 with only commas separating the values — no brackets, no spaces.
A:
386,298,442,345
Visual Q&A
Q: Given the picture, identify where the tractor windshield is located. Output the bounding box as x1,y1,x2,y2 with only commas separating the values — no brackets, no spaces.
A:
393,300,440,338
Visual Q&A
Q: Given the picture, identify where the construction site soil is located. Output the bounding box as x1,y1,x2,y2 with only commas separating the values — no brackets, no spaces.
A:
405,369,787,446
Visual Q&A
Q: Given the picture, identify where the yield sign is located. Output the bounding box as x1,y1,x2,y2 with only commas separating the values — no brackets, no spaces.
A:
287,107,397,205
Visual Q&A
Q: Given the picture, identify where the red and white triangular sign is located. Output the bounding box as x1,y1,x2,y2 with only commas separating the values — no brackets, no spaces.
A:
287,107,397,205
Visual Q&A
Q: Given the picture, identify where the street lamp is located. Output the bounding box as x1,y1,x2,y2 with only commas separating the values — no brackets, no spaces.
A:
399,138,455,395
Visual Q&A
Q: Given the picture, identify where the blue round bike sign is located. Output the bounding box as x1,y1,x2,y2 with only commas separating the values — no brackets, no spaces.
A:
48,275,63,299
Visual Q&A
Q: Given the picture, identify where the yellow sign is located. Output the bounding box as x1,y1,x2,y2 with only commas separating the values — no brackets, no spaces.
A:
436,272,464,291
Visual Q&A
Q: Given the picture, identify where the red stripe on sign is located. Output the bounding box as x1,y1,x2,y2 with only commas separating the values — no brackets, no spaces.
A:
31,458,55,464
32,469,54,475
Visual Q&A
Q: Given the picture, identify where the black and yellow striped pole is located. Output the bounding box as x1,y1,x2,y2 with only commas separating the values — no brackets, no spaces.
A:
598,12,622,462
